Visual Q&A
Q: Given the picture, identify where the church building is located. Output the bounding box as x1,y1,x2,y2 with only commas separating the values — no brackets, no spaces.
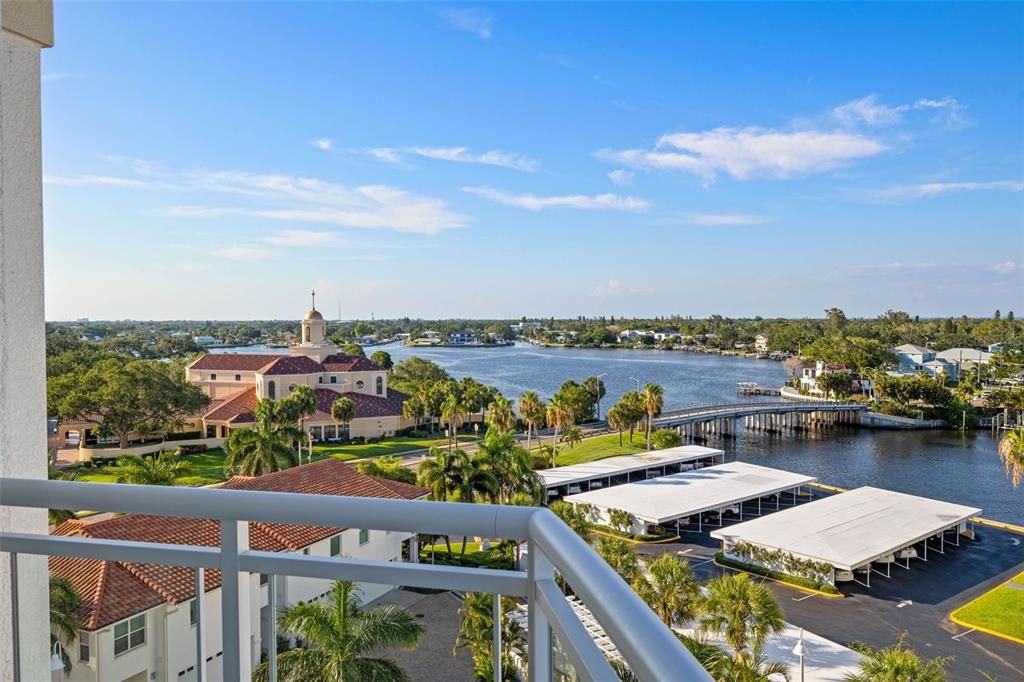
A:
187,297,413,440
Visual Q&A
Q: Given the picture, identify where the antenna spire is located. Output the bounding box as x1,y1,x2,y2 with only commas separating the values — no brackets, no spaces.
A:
311,289,316,310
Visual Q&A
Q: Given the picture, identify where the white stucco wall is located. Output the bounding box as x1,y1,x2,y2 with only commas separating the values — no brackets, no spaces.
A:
0,5,53,676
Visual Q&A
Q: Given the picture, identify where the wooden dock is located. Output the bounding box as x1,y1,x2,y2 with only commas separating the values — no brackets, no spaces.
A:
736,382,781,396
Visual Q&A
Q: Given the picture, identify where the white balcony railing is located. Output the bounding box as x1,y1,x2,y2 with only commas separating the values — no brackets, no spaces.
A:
0,478,711,681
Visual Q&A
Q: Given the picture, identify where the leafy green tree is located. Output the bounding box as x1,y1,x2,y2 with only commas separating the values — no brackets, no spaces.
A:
49,358,209,448
330,397,356,435
473,431,540,504
816,371,854,400
548,500,592,538
617,391,647,442
998,427,1024,488
593,536,639,583
825,307,848,335
108,451,192,486
389,357,451,394
607,404,630,446
582,376,607,419
50,576,82,674
341,342,366,358
369,350,393,369
253,580,424,682
560,425,584,449
701,573,784,656
632,553,701,627
846,633,951,682
607,508,634,533
650,428,682,450
553,380,595,423
455,593,522,682
223,400,302,476
517,391,546,452
355,456,417,484
641,383,665,450
485,395,516,435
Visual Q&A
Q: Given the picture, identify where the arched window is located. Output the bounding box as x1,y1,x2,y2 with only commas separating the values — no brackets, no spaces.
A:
376,376,383,395
267,381,276,399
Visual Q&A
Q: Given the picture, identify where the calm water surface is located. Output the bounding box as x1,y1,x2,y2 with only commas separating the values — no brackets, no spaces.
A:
216,342,1021,523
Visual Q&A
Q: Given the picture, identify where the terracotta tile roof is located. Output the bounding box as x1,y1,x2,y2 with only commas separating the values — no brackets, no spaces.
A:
310,388,407,420
261,355,325,375
203,387,259,424
189,353,284,371
321,353,382,372
49,459,427,631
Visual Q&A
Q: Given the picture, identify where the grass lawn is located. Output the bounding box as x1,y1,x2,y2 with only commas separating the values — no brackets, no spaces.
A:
311,433,477,461
74,448,229,486
536,431,649,466
952,572,1024,640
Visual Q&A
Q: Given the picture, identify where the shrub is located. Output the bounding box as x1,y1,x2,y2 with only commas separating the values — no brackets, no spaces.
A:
715,553,840,594
650,428,682,450
177,444,208,455
593,524,675,543
165,430,202,442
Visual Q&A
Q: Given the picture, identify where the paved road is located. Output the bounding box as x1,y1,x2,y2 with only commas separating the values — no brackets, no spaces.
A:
636,507,1024,681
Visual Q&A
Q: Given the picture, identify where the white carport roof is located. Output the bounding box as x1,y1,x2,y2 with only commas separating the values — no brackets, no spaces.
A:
563,461,815,524
537,445,724,489
711,486,981,571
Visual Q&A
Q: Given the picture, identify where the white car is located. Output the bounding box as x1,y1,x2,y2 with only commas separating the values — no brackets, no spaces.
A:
567,484,582,495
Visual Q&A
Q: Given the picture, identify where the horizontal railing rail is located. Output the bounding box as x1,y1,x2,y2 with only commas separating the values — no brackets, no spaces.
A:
0,477,711,682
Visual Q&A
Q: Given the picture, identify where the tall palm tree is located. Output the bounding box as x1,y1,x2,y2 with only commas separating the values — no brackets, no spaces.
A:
701,573,784,656
632,553,702,627
677,634,730,678
441,395,467,450
845,633,951,682
450,457,497,559
108,451,192,485
49,466,79,526
455,593,523,682
560,426,584,449
607,404,629,447
545,398,575,468
721,643,791,681
641,383,664,450
517,391,546,453
593,536,639,583
253,580,424,682
223,399,302,477
548,500,593,538
485,395,517,435
330,396,356,440
279,385,317,461
998,427,1024,488
417,446,473,557
50,576,82,674
474,431,541,504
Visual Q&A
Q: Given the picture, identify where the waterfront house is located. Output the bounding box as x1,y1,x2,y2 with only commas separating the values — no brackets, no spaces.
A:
889,343,958,381
192,335,223,346
448,331,478,345
755,334,770,353
799,361,874,396
936,347,994,368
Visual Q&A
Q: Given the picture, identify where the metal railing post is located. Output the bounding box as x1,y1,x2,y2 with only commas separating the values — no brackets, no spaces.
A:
527,542,554,681
268,575,277,682
195,568,205,682
9,552,19,682
220,520,252,681
493,593,502,682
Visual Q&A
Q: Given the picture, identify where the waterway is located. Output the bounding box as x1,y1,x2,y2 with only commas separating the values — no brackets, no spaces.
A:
213,342,1021,523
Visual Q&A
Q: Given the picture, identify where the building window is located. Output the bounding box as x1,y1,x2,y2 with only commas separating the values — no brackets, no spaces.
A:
79,632,90,662
376,376,383,395
359,529,369,545
302,548,310,555
356,380,365,390
113,614,145,656
189,598,198,627
330,376,337,384
318,376,323,384
235,374,241,381
210,373,217,381
330,535,341,556
260,573,268,585
268,381,276,399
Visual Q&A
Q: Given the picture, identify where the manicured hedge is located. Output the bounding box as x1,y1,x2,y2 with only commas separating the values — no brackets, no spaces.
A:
593,524,676,543
715,553,840,595
165,431,202,442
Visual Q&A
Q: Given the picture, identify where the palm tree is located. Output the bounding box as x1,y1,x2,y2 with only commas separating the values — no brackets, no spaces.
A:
279,385,317,461
560,426,583,449
417,446,473,557
641,383,664,450
548,500,592,538
677,634,730,678
223,399,302,477
49,466,79,526
441,395,467,450
545,398,574,468
331,397,356,440
253,580,424,682
998,427,1024,488
593,536,639,583
455,593,523,682
474,431,541,504
632,553,701,627
845,633,951,682
485,395,517,435
517,391,546,453
722,643,791,681
50,576,82,674
450,457,497,559
108,451,192,485
607,404,629,446
701,573,784,656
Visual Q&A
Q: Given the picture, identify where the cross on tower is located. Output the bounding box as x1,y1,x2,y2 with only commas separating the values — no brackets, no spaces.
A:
311,289,316,310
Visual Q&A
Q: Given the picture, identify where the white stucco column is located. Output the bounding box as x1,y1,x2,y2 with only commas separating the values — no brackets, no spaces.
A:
0,1,55,677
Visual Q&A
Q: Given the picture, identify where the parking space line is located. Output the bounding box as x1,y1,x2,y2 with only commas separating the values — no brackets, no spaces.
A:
951,628,976,641
791,593,815,602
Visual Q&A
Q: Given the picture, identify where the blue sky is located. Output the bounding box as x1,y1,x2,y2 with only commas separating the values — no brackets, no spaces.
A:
42,2,1023,321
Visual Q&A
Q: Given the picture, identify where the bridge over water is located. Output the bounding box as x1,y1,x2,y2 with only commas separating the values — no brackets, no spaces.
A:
652,401,867,439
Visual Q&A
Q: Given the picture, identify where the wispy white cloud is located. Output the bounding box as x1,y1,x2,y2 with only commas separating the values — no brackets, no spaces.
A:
262,230,347,247
44,174,164,189
869,180,1024,201
592,279,654,299
356,146,538,171
364,147,404,165
682,214,772,226
309,138,334,151
832,94,968,129
438,8,493,39
462,186,649,212
42,72,83,82
993,261,1020,275
608,169,634,186
597,127,886,184
212,245,275,262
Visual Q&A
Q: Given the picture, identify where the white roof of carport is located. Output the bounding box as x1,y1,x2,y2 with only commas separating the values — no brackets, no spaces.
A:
563,461,815,524
711,486,981,571
537,445,724,489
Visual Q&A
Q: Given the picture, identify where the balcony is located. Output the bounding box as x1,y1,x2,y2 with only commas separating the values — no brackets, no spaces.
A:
0,477,711,681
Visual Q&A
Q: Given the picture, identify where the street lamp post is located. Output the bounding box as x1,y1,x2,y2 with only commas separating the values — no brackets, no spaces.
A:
592,372,607,421
629,376,641,392
792,628,807,682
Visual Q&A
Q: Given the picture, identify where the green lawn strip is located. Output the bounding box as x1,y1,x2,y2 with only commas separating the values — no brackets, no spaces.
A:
530,431,648,466
952,573,1024,640
73,448,229,486
311,434,477,462
420,540,513,570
